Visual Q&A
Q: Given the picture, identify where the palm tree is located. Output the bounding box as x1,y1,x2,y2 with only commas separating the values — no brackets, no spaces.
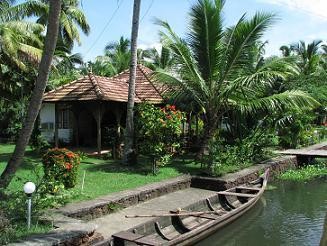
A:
154,0,318,156
0,0,44,70
280,45,291,57
104,36,131,74
0,0,62,190
11,0,89,48
290,40,322,75
142,46,174,70
124,0,141,164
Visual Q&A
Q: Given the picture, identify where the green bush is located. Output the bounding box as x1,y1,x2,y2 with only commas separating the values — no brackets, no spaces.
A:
135,104,185,173
204,128,277,176
42,148,80,190
277,109,318,148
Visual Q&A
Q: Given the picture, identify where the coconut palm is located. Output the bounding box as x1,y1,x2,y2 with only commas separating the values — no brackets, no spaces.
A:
290,40,322,75
124,0,141,164
104,36,131,74
280,45,291,57
11,0,89,48
0,0,44,70
154,0,319,156
0,0,61,190
142,46,174,70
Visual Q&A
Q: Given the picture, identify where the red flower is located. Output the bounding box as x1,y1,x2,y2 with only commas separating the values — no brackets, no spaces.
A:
65,163,73,170
66,152,75,159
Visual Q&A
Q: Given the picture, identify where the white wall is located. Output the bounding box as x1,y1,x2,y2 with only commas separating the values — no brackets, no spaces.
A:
40,103,73,143
40,103,55,142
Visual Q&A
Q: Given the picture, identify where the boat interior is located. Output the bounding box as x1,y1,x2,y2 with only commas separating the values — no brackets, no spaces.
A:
113,179,264,246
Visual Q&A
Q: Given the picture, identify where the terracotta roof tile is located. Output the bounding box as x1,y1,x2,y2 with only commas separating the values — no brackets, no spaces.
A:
43,65,164,104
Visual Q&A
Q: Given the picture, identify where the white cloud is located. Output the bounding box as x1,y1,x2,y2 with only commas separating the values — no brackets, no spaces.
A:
138,42,162,51
261,0,327,21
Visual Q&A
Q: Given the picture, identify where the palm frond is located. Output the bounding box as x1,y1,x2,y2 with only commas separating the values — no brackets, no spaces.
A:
188,0,225,82
232,90,320,114
221,12,277,82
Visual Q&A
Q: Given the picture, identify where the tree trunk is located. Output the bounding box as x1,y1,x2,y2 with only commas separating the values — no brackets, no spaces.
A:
0,0,61,190
123,0,141,165
196,113,218,159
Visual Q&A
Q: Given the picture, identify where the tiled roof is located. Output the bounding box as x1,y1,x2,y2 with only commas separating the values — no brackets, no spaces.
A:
43,65,164,104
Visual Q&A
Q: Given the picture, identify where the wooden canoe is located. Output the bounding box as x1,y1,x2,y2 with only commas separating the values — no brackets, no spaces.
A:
112,169,270,246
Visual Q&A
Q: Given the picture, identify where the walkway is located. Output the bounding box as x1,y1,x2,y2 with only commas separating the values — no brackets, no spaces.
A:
276,149,327,158
91,188,217,241
275,141,327,158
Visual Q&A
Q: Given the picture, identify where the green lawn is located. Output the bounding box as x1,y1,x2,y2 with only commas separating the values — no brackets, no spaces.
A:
0,144,201,202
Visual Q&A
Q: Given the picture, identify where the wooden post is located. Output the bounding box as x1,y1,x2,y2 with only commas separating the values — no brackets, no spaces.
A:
90,103,104,157
96,108,102,156
54,103,59,147
113,106,123,159
73,110,79,147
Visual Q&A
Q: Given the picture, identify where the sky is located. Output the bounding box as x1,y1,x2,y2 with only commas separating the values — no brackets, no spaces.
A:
73,0,327,62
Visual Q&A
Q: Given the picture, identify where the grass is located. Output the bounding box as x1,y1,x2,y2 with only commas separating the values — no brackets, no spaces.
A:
0,144,203,243
0,223,52,245
278,159,327,181
0,144,202,201
0,144,258,201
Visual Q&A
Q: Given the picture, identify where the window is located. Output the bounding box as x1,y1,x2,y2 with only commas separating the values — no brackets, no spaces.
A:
41,122,54,130
58,109,70,129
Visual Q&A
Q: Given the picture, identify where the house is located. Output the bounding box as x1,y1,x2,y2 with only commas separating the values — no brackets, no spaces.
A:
40,65,165,154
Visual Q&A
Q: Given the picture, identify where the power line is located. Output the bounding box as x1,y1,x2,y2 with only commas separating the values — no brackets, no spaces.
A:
84,0,125,56
140,0,154,23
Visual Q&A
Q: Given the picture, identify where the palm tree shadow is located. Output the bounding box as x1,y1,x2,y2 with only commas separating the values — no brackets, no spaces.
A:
83,159,152,175
0,150,41,171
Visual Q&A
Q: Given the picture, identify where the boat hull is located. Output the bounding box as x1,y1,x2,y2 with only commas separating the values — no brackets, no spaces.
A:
112,170,269,246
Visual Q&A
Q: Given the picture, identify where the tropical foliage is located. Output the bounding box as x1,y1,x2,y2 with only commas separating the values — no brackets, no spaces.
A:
135,104,184,173
42,148,80,190
154,0,319,159
0,0,88,140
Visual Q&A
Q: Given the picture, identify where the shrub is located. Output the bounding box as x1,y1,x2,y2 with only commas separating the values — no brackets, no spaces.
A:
277,109,318,148
204,128,277,176
135,104,185,174
42,148,80,190
0,209,14,245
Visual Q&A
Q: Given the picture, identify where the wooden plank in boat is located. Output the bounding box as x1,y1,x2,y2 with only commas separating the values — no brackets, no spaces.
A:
189,213,218,220
134,235,161,245
112,231,144,241
217,191,256,198
236,186,261,191
182,216,210,230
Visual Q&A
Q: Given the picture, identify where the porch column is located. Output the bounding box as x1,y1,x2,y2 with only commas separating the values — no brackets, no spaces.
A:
54,103,59,147
92,103,104,156
113,106,123,159
96,108,102,156
71,106,79,147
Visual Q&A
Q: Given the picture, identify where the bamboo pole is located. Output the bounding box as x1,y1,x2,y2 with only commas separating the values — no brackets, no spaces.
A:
125,210,220,218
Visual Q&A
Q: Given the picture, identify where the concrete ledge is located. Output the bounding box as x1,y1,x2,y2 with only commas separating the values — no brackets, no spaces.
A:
191,155,298,191
300,141,327,151
58,175,192,220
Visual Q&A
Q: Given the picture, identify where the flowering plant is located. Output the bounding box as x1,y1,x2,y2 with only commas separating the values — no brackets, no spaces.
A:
42,148,80,190
136,104,185,172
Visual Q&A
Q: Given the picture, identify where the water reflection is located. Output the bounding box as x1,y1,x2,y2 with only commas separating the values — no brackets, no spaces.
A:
197,179,327,246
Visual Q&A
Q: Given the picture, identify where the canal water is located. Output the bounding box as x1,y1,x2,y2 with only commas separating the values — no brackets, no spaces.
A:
197,178,327,246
